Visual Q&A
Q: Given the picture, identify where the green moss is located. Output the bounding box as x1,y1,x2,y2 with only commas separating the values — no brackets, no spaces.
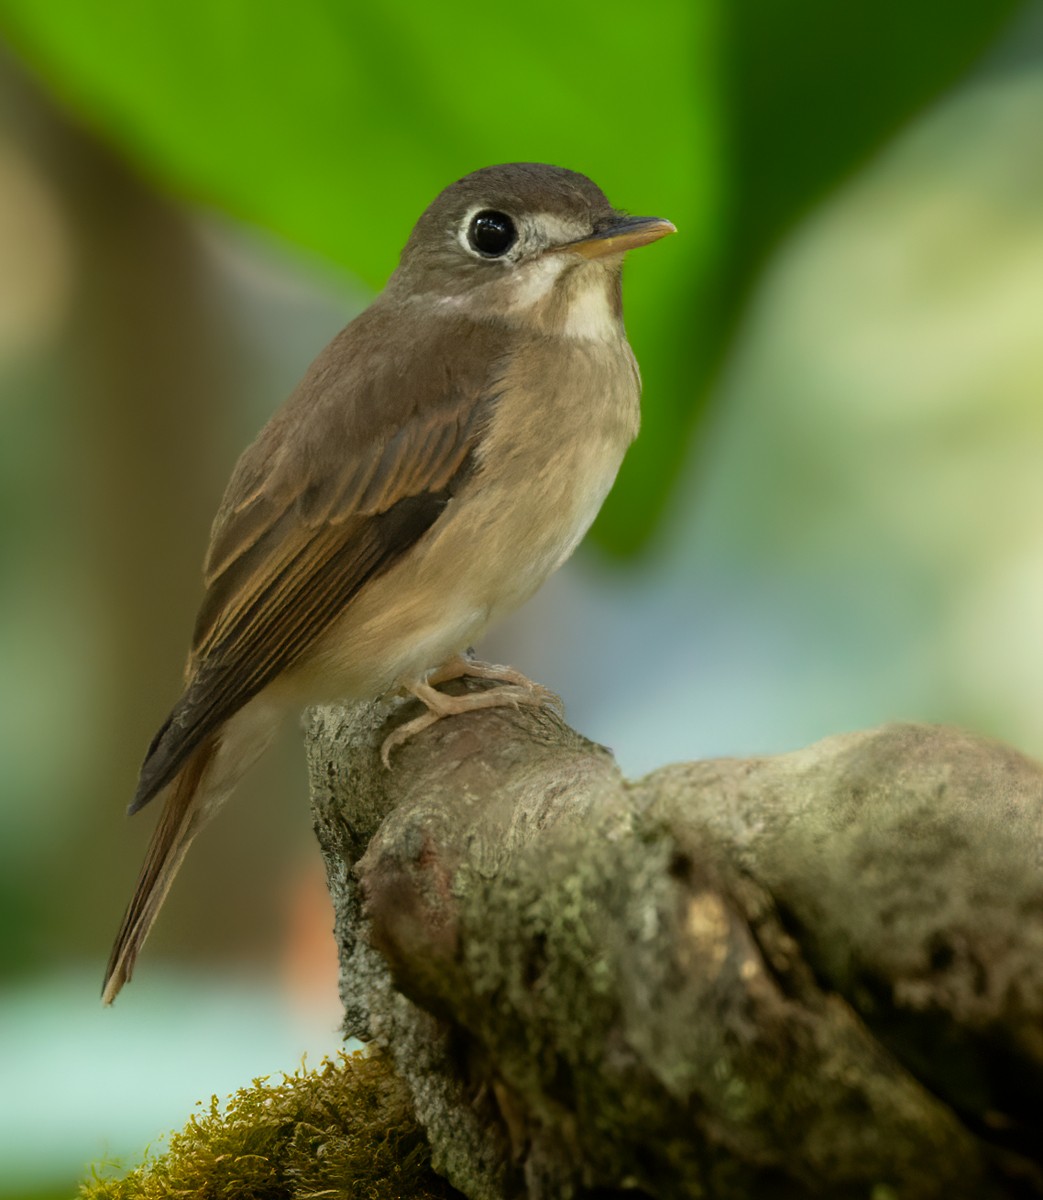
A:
79,1050,461,1199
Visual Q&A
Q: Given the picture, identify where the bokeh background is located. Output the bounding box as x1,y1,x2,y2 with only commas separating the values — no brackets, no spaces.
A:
2,1,1043,1194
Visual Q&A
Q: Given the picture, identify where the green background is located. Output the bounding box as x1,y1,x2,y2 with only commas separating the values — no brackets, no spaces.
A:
0,0,1020,551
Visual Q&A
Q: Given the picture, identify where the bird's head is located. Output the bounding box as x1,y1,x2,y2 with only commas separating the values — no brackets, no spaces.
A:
386,163,675,339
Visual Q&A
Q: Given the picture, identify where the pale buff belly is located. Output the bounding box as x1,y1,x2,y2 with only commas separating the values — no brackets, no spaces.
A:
297,345,639,700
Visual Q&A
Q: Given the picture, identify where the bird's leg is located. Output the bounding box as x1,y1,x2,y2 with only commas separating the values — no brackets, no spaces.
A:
381,658,563,767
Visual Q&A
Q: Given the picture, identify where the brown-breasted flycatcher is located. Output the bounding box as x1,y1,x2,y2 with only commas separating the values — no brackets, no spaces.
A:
103,162,674,1003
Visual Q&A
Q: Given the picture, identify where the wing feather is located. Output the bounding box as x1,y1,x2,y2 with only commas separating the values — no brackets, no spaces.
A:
130,309,507,814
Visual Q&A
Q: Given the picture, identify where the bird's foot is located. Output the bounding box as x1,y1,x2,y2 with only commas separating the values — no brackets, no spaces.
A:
422,653,517,687
426,654,563,716
381,663,563,767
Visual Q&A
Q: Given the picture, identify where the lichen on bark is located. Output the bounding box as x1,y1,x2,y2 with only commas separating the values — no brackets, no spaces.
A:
306,692,1043,1199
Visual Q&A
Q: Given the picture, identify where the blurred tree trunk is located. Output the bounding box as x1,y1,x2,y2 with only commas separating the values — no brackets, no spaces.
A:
0,51,272,958
308,696,1043,1199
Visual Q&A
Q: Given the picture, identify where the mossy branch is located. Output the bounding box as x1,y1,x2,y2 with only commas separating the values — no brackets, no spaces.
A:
80,1050,462,1199
82,697,1043,1199
307,693,1043,1200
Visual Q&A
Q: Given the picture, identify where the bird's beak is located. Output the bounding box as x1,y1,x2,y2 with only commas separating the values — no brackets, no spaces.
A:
563,215,676,260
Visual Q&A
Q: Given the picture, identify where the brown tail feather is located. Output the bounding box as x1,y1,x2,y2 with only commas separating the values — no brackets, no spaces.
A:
102,736,217,1004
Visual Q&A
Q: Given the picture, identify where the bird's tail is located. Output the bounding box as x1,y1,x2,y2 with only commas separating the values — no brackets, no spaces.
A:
102,736,218,1005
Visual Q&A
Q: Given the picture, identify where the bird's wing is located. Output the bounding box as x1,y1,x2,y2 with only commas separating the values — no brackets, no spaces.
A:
130,312,504,813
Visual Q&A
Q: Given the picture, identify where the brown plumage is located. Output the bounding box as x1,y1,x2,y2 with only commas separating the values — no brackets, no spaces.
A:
103,163,674,1003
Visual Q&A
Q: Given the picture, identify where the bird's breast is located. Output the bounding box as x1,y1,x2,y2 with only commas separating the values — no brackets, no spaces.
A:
463,333,640,607
303,331,639,697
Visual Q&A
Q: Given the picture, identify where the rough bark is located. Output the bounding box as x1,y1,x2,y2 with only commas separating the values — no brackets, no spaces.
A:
305,688,1043,1200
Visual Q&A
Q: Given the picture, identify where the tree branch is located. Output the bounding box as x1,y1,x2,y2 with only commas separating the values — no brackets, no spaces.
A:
306,691,1043,1199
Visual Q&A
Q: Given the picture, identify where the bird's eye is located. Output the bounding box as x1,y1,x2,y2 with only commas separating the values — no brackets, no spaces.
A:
467,210,517,258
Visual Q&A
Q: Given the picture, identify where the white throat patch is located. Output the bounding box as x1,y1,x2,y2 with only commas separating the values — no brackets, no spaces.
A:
505,257,619,342
561,274,619,342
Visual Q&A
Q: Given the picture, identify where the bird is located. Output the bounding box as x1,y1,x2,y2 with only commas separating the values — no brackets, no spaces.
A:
102,162,675,1004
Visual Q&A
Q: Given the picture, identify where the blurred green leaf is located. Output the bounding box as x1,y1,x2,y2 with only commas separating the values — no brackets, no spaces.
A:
0,0,715,554
609,0,1024,553
0,0,1025,553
